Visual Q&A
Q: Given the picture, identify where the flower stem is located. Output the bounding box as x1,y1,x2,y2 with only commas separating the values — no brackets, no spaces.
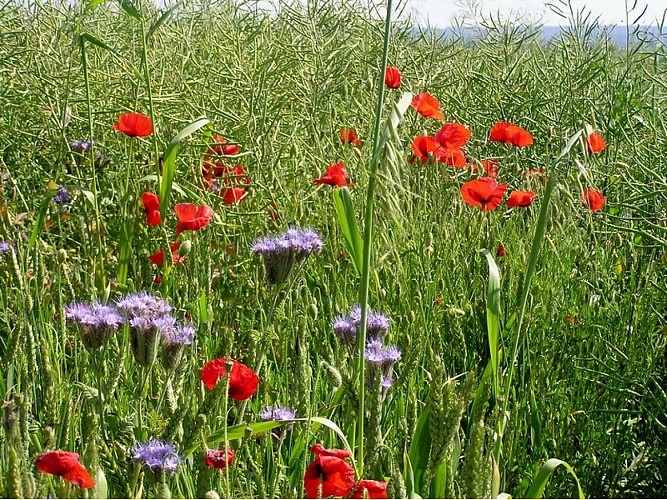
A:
356,0,394,478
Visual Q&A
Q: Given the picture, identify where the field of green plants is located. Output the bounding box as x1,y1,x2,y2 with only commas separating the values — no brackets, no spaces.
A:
0,0,666,498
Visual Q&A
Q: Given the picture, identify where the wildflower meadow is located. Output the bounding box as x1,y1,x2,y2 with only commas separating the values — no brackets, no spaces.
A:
0,0,665,498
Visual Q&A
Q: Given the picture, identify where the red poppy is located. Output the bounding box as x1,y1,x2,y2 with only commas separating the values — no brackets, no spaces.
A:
475,159,499,178
434,123,471,148
460,177,507,211
148,242,184,266
384,66,401,89
506,190,536,208
205,447,235,470
352,480,389,499
523,168,545,177
411,93,444,120
435,147,466,168
496,242,506,258
311,444,351,459
313,161,352,187
141,192,161,226
35,451,95,489
410,136,440,163
340,128,362,146
200,358,259,400
113,113,153,138
221,187,248,205
489,122,533,147
581,188,605,212
208,134,240,157
174,203,213,235
586,131,606,153
304,455,356,499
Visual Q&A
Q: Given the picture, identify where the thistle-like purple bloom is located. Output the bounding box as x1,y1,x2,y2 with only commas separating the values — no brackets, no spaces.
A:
132,439,181,474
53,187,71,205
162,324,196,346
65,301,124,349
117,291,172,319
381,375,393,389
251,227,323,285
0,241,10,257
333,315,356,344
69,140,95,153
260,405,297,421
333,305,391,344
365,338,401,367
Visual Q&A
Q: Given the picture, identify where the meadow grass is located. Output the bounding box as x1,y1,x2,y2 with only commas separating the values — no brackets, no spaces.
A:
0,0,665,498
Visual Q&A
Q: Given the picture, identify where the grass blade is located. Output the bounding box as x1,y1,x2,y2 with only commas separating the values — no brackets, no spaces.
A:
481,248,501,396
159,116,210,218
332,186,363,275
525,458,585,499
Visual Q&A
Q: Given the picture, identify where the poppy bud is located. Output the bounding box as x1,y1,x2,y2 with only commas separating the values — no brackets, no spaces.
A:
379,288,387,299
352,147,362,158
178,240,192,256
205,491,221,499
321,361,342,390
57,249,68,262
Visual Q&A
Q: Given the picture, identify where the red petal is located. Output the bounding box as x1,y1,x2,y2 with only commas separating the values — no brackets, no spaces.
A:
200,358,259,400
113,113,153,138
384,67,401,89
145,210,161,226
434,123,471,148
174,203,197,222
352,480,389,499
142,192,160,211
62,465,95,489
586,132,606,153
35,451,81,476
311,444,352,459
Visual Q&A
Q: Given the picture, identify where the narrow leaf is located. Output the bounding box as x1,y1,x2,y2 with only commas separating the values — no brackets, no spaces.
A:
332,187,363,275
159,116,210,218
408,404,431,496
118,0,141,21
29,192,55,250
525,458,584,499
147,3,180,40
481,248,501,396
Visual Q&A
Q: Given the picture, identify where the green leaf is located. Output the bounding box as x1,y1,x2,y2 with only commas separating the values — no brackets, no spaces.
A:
408,403,431,496
85,0,109,10
403,452,422,499
524,458,584,499
29,192,55,251
80,33,119,57
117,217,135,286
159,117,210,219
203,416,352,462
147,3,180,40
332,187,363,275
481,248,501,396
118,0,141,21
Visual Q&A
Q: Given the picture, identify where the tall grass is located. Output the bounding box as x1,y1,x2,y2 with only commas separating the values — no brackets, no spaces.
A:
0,0,665,497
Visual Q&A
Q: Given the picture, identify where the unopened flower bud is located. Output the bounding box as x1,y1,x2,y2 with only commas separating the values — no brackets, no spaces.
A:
178,240,192,256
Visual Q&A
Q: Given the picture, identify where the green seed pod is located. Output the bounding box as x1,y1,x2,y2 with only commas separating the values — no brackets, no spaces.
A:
178,240,192,256
321,361,342,390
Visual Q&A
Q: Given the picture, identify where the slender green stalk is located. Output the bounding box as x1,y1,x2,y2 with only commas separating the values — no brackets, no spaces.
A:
355,0,394,477
79,34,106,293
139,17,161,179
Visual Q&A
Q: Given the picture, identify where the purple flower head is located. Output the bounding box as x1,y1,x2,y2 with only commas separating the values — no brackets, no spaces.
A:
260,405,297,421
365,339,401,367
53,187,71,205
117,291,172,319
333,315,356,344
69,140,95,153
0,241,10,257
65,301,123,349
343,305,390,339
162,323,196,346
381,375,393,389
251,227,323,285
132,439,181,474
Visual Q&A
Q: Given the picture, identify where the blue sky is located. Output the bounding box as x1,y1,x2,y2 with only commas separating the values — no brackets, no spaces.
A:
407,0,666,26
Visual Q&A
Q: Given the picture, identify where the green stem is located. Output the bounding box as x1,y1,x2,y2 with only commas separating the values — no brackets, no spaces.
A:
139,18,161,180
355,0,394,478
79,35,106,293
493,164,559,469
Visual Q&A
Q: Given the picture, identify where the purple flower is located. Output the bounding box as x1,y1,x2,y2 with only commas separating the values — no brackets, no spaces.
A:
117,292,172,319
132,439,180,474
69,140,95,153
381,375,393,389
333,315,356,343
251,227,323,285
365,339,401,367
260,405,297,421
162,324,196,346
0,241,10,257
53,187,70,205
65,301,123,349
334,305,391,344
